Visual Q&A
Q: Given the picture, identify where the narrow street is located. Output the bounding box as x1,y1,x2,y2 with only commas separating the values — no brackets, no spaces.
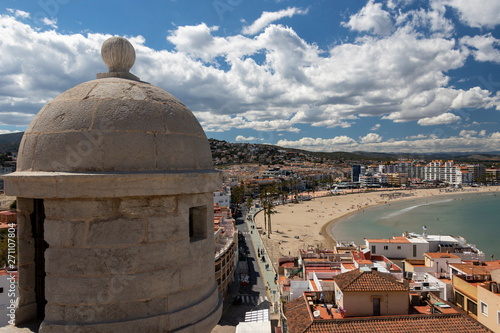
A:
211,207,273,333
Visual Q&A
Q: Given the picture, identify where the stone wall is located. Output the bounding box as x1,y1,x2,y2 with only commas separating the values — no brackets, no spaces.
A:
17,193,221,332
14,198,37,325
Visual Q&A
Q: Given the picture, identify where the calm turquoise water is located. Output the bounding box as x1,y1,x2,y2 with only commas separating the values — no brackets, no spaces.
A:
330,191,500,258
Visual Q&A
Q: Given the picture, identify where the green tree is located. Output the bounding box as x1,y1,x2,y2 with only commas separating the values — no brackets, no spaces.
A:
245,196,253,211
231,185,244,207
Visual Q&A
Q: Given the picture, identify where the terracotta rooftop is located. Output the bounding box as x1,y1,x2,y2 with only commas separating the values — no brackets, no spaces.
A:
482,260,500,269
284,296,312,333
403,259,425,266
450,263,493,275
303,314,492,333
334,269,408,292
341,263,356,271
424,252,460,259
284,295,492,333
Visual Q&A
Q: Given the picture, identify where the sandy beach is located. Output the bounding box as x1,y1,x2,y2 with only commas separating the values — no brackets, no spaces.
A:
253,186,500,268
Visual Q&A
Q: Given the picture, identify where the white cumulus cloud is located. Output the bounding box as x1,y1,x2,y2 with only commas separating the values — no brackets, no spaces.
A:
440,0,500,28
6,8,30,19
242,7,308,35
277,136,357,151
460,34,500,64
406,134,428,139
0,129,21,135
459,130,477,137
0,8,499,135
276,131,500,153
343,0,394,35
360,133,382,143
235,135,258,142
417,113,461,126
40,17,57,28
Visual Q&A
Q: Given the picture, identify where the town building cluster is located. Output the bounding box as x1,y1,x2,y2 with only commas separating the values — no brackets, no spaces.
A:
280,231,499,332
210,139,327,166
1,34,499,333
213,203,238,298
353,160,499,187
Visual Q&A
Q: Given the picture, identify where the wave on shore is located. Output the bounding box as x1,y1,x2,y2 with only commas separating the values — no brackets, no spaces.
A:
380,198,453,219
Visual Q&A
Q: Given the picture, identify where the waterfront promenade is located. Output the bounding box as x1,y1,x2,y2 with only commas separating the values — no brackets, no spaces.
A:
244,207,279,315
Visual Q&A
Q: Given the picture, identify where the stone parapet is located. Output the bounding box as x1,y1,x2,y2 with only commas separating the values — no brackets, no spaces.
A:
4,170,221,199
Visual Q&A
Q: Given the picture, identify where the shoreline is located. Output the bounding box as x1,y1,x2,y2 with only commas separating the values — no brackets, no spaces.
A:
254,186,500,266
323,188,497,245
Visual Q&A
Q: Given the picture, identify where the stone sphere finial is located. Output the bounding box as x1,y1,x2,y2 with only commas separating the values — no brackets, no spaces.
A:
97,37,139,80
101,37,135,72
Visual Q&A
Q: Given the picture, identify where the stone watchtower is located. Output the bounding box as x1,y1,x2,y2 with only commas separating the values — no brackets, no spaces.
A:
4,37,222,332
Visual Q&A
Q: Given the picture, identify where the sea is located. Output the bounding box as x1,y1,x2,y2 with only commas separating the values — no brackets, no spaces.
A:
330,190,500,259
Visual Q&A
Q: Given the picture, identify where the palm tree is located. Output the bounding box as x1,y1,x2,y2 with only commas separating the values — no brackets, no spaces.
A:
312,179,319,198
259,191,267,234
265,199,276,238
261,184,278,237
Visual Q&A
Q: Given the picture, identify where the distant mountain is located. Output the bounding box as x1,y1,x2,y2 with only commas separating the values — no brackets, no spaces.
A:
0,132,24,154
1,132,499,163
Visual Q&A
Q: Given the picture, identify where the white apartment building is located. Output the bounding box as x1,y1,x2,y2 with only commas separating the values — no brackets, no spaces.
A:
365,236,428,259
214,188,231,207
459,169,473,185
360,175,381,187
379,173,389,185
424,160,472,185
379,163,398,174
425,160,443,181
377,161,424,182
365,229,485,261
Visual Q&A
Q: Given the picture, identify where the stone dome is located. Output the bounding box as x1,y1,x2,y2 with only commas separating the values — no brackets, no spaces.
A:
5,37,222,333
17,38,212,173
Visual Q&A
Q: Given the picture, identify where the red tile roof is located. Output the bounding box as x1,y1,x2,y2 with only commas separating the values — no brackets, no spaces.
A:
424,252,460,259
334,269,408,292
450,263,492,275
284,296,492,333
302,314,492,333
284,295,311,333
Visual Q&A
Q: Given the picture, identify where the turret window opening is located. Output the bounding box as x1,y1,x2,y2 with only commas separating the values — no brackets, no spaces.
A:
189,205,207,241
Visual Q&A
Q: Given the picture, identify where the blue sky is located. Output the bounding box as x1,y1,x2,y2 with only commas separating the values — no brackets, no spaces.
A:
1,0,500,153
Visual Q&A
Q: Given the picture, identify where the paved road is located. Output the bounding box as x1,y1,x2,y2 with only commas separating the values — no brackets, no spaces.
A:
237,214,270,301
211,208,271,333
245,207,279,307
